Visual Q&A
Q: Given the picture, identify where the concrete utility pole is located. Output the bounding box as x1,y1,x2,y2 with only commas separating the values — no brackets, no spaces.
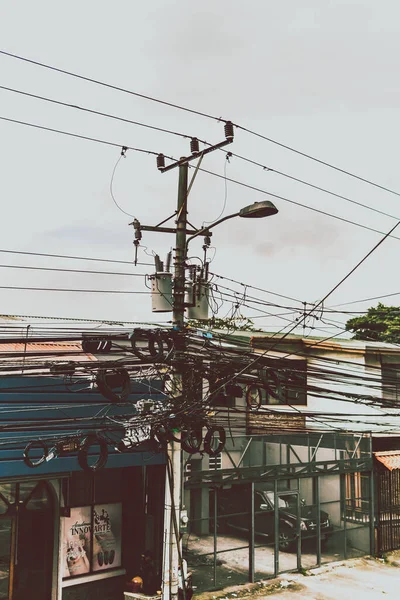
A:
130,126,278,599
163,162,188,600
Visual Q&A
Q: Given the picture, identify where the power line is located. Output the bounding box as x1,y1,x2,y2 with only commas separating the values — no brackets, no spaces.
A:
3,49,400,201
4,83,400,227
0,247,152,266
0,115,172,159
0,84,210,144
0,285,151,294
236,124,400,200
197,165,400,243
0,263,147,277
0,50,226,123
209,272,303,304
332,291,400,308
4,112,400,244
200,219,400,396
226,150,400,224
0,313,169,326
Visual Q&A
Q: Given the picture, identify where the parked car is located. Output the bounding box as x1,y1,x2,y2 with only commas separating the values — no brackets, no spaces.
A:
212,485,332,552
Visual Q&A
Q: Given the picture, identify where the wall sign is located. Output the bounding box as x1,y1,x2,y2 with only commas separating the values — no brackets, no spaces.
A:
62,503,122,578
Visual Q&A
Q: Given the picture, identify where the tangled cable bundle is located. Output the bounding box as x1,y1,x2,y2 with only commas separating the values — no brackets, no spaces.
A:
95,368,131,403
78,435,109,472
130,329,172,362
23,434,109,472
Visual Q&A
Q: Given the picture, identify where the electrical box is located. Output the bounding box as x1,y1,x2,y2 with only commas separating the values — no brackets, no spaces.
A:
186,282,209,320
149,273,173,312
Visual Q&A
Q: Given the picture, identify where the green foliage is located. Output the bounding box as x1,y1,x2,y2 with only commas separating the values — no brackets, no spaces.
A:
345,303,400,343
187,316,258,332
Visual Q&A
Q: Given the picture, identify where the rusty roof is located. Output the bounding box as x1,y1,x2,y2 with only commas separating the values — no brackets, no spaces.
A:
374,451,400,471
0,342,96,362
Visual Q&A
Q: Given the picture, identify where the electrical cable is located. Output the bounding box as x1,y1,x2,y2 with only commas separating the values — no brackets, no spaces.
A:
236,124,400,201
196,165,400,244
0,247,152,266
202,153,230,226
0,263,146,277
0,285,151,294
331,291,400,308
0,115,173,159
5,111,400,247
109,151,136,218
223,149,400,224
0,50,226,123
3,49,400,204
0,84,209,144
3,83,400,230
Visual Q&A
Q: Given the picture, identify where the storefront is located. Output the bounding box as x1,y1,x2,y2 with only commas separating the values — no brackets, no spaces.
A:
0,373,166,600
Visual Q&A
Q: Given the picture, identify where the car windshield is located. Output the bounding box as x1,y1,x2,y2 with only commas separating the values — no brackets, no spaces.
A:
265,491,298,509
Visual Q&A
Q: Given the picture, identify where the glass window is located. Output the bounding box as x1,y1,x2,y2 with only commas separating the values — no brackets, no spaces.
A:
62,503,122,579
66,471,93,507
24,481,51,511
0,484,15,507
0,519,11,600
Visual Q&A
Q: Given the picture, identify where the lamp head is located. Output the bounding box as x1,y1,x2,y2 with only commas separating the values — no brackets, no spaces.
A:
238,201,278,219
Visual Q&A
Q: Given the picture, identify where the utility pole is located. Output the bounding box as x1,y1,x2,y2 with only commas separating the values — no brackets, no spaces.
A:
130,123,278,599
163,162,188,600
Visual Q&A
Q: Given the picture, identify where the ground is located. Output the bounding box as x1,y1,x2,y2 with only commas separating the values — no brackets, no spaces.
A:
185,531,365,593
193,556,400,600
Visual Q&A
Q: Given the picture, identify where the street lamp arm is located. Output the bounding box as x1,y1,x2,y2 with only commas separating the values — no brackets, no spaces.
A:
186,211,240,249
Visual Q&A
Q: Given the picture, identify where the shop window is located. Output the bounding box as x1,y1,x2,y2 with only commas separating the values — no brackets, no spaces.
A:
261,359,307,405
382,364,400,402
209,454,222,470
246,360,307,407
62,471,123,580
344,472,370,523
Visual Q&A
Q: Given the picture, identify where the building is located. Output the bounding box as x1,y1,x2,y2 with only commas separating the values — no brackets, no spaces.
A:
0,340,166,600
182,332,400,592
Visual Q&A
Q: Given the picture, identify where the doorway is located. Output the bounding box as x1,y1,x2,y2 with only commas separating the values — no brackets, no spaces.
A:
0,480,54,600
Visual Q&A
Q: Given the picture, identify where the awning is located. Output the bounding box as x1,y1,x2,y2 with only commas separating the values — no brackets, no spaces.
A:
374,451,400,471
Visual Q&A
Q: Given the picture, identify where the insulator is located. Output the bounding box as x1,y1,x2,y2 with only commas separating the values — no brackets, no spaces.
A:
156,153,165,170
165,251,172,273
190,137,200,154
154,255,162,272
224,121,234,140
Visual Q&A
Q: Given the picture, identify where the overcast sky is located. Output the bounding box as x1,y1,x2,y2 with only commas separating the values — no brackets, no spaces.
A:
1,0,400,335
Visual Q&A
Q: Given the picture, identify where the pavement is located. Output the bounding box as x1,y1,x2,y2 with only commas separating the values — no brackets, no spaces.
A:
186,531,365,593
193,555,400,600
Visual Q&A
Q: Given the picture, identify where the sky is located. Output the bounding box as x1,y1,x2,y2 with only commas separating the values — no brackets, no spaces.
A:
1,0,400,335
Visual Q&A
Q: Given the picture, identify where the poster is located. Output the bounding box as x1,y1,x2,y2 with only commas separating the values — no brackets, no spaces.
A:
92,503,122,571
62,506,92,578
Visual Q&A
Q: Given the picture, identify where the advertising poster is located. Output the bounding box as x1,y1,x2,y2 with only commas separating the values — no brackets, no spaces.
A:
62,506,92,578
92,503,122,571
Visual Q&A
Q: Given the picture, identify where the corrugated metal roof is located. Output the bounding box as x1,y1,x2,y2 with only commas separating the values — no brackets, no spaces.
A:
0,342,96,362
374,451,400,470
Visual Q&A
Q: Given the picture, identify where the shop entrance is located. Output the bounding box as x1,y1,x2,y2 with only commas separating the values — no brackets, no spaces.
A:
0,480,54,600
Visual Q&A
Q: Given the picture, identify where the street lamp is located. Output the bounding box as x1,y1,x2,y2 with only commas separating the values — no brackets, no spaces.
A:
185,200,278,248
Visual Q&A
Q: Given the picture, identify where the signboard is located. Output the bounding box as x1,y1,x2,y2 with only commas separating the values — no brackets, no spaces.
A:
62,506,91,578
93,503,122,571
62,503,122,578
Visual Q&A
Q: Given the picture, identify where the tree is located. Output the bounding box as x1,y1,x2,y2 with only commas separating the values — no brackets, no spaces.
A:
345,303,400,343
187,315,259,332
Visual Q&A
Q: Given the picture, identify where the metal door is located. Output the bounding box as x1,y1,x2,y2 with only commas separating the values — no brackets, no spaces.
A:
0,481,54,600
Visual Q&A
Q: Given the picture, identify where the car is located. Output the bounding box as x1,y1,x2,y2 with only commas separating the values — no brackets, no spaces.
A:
212,485,332,552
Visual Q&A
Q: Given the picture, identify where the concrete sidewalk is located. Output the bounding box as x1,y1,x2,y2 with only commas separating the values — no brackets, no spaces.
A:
194,556,400,600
